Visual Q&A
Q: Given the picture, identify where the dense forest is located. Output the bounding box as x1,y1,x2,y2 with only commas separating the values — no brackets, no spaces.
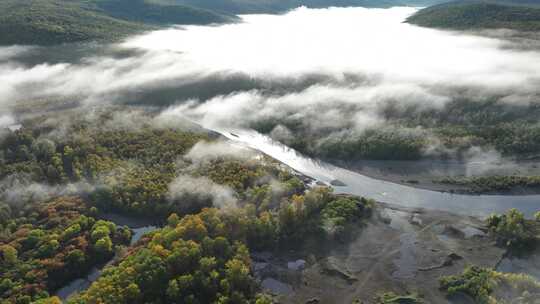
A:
2,109,538,303
66,189,372,304
2,0,540,300
0,109,374,303
439,265,540,303
0,101,538,304
0,196,131,303
437,209,540,303
254,98,540,161
9,0,539,46
165,0,447,14
407,0,540,31
0,0,234,46
0,0,451,46
89,0,236,25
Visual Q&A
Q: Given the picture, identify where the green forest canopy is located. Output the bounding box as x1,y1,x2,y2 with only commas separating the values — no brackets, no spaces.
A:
407,0,540,31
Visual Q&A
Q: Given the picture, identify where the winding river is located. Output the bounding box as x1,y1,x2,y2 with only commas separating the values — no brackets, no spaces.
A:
55,216,158,300
217,128,540,218
49,128,540,299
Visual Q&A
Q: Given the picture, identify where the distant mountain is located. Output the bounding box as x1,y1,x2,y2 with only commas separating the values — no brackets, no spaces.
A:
488,0,540,7
90,0,237,25
0,0,448,46
167,0,447,14
0,0,235,46
407,0,540,31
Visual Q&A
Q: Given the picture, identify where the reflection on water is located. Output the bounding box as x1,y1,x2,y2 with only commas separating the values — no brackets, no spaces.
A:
261,278,293,295
497,253,540,280
287,259,306,271
392,233,417,279
384,209,418,279
131,226,158,245
218,128,540,218
56,222,158,300
55,267,102,301
53,128,540,300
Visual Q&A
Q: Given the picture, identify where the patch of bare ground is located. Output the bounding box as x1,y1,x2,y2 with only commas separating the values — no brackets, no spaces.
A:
258,203,509,304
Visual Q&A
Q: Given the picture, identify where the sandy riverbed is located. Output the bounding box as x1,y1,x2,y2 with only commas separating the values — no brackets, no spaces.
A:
254,202,532,303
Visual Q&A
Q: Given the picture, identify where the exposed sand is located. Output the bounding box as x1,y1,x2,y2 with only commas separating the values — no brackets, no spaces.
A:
254,202,518,303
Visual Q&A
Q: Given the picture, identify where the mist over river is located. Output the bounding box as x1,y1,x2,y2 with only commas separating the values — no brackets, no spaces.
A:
211,129,540,217
3,6,540,111
2,6,540,216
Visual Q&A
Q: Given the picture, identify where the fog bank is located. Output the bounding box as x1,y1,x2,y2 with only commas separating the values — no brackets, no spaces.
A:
3,6,540,142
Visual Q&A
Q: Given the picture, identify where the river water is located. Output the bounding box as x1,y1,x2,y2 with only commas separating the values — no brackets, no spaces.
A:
48,128,540,299
55,216,158,300
218,128,540,218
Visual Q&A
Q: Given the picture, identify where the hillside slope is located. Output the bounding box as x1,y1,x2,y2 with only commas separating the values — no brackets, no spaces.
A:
489,0,540,7
89,0,237,25
169,0,448,14
0,0,449,46
407,1,540,31
0,0,145,46
0,0,235,46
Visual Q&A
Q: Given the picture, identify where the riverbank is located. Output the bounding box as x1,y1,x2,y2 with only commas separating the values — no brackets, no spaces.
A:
331,158,540,195
217,129,540,218
48,150,540,303
254,202,537,303
55,213,159,301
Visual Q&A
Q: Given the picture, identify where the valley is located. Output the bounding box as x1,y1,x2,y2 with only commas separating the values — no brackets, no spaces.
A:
2,2,540,304
407,0,540,31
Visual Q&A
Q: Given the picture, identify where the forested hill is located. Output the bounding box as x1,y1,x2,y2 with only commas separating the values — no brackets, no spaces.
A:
0,0,235,46
90,0,237,25
488,0,540,7
167,0,448,14
407,0,540,31
0,0,450,46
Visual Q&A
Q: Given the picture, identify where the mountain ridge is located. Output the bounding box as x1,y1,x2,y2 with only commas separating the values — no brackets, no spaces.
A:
0,0,449,46
407,0,540,31
0,0,236,46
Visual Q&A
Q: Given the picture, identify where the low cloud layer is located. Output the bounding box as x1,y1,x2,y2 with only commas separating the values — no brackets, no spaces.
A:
0,46,34,62
169,84,449,132
167,175,238,210
2,6,540,142
185,140,256,163
0,174,95,205
0,8,540,107
124,7,540,88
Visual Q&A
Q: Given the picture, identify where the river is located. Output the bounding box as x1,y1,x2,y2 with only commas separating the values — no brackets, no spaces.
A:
48,128,540,299
55,215,158,301
218,128,540,218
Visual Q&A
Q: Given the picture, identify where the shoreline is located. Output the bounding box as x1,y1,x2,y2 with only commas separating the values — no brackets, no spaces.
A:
329,158,540,196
